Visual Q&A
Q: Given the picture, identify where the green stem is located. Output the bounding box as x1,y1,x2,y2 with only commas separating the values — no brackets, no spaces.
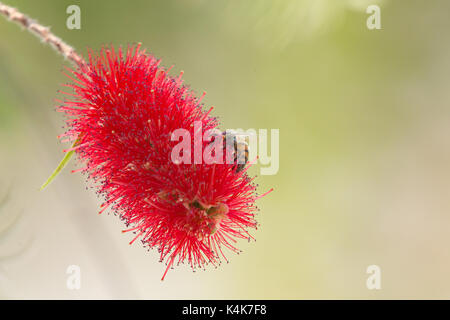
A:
40,138,79,190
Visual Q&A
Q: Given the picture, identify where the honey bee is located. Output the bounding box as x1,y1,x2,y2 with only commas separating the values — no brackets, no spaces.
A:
211,130,249,172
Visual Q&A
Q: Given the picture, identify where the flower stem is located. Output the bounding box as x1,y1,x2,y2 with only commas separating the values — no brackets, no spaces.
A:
0,1,85,189
0,2,84,66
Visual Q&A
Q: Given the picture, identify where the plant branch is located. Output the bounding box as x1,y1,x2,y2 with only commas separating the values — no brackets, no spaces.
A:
0,2,84,66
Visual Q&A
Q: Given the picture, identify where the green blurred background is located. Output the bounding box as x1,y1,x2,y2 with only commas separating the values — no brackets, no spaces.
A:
1,0,450,299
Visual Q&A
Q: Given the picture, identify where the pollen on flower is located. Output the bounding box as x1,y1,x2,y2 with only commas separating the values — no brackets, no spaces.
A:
58,44,272,280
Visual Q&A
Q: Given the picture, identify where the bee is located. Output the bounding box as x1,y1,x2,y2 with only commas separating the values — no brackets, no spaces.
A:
210,130,249,172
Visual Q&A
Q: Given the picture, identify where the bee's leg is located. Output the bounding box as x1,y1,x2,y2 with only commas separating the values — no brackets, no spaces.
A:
235,144,248,172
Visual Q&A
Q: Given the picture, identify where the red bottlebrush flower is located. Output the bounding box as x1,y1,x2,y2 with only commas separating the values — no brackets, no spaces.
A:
58,44,271,280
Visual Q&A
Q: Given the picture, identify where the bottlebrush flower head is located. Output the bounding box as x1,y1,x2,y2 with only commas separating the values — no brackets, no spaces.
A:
57,44,271,280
